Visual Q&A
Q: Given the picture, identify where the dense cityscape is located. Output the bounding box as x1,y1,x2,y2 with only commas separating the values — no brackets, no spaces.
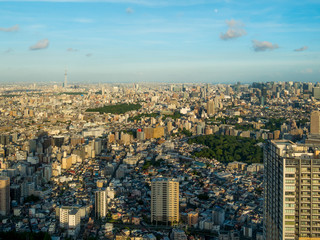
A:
0,80,320,239
1,0,319,238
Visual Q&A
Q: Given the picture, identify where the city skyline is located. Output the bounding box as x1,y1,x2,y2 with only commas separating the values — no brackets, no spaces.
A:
0,0,319,83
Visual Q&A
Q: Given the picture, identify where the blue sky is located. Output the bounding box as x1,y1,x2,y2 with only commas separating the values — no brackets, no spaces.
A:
0,0,319,84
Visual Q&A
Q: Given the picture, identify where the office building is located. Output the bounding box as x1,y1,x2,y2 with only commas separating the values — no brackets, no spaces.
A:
0,176,10,216
95,189,107,218
264,140,320,239
311,111,320,135
151,178,179,225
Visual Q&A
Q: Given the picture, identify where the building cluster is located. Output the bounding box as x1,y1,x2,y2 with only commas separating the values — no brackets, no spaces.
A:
0,81,319,239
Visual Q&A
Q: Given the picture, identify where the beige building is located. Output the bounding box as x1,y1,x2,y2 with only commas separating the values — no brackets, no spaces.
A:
151,178,179,225
0,176,10,216
153,126,164,139
311,111,320,135
264,140,320,239
95,189,107,219
206,100,215,116
187,211,199,227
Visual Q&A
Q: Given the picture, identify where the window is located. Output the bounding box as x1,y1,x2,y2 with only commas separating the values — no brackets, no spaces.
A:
285,221,295,225
285,179,295,184
285,203,295,207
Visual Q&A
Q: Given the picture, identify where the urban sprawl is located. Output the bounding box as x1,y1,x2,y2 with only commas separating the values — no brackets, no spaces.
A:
1,81,320,240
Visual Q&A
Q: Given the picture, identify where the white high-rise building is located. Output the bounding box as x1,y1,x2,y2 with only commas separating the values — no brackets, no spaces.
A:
59,207,70,228
95,189,107,218
68,208,81,237
151,178,179,225
264,140,320,239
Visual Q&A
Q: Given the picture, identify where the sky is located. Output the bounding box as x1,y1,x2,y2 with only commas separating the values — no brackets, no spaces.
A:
0,0,319,84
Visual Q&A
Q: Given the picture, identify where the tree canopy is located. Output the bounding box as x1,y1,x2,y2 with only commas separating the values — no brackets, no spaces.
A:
86,103,141,114
188,134,263,164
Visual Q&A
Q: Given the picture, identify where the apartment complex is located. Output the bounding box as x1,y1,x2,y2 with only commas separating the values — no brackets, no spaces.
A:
311,111,320,135
0,176,10,216
95,189,107,219
151,178,179,225
264,140,320,239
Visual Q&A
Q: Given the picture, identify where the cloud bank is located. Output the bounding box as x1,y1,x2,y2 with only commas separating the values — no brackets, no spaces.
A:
252,40,278,52
220,19,246,40
294,46,308,52
29,39,49,50
0,24,19,32
67,48,78,52
126,7,134,14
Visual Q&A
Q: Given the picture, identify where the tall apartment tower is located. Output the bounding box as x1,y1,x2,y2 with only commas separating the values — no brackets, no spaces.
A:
95,189,107,219
151,178,179,225
311,111,320,135
0,176,10,216
264,140,320,239
206,100,215,116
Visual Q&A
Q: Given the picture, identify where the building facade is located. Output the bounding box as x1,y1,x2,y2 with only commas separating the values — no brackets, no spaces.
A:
0,176,10,216
95,189,107,219
264,140,320,239
311,111,320,135
151,178,179,225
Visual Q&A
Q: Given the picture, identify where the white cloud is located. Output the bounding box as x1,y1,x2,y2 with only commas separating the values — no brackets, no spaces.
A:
252,40,279,52
301,68,313,74
294,46,308,52
67,48,78,52
0,0,216,7
29,39,49,50
126,7,134,14
3,48,13,54
74,18,94,23
220,19,246,40
0,24,19,32
214,9,218,13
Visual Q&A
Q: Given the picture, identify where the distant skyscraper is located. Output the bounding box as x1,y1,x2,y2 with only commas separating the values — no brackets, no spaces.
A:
311,111,320,135
0,176,10,216
264,140,320,239
95,189,107,218
151,178,179,225
313,87,320,99
64,68,68,88
206,100,215,116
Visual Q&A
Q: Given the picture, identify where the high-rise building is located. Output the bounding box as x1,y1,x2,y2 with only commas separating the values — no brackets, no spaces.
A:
58,207,81,237
264,140,320,239
68,208,81,236
151,178,179,225
0,176,10,216
311,111,320,135
313,87,320,99
206,100,215,116
64,68,68,88
95,189,107,219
